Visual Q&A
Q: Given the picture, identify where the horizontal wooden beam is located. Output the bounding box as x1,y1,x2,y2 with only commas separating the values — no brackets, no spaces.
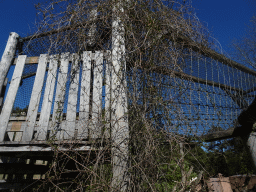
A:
13,56,39,65
0,140,90,145
0,144,91,152
201,128,236,142
201,125,253,142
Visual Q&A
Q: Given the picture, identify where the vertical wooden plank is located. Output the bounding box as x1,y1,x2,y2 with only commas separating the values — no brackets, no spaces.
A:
22,54,48,141
111,1,129,190
0,55,26,142
78,51,92,139
0,78,8,112
50,53,69,140
104,51,111,139
36,55,58,141
0,32,19,96
247,132,256,168
7,132,14,141
63,53,80,139
91,51,103,139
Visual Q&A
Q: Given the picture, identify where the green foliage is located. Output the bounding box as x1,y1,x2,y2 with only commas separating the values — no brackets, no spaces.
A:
204,137,254,176
12,106,28,114
155,161,197,191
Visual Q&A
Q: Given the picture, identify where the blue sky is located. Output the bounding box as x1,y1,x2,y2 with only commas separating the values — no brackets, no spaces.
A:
0,0,255,58
191,0,256,55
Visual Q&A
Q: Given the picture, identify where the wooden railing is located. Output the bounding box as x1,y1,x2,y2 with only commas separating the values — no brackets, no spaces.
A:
0,51,111,142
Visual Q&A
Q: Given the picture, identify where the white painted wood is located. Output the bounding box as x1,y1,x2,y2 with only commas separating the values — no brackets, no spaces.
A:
36,55,58,140
78,51,92,139
0,145,91,152
91,51,103,139
14,131,23,141
0,78,8,109
22,54,48,141
50,53,69,140
7,132,14,141
0,32,19,96
63,53,80,139
247,132,256,168
0,55,26,142
104,51,111,138
111,1,129,190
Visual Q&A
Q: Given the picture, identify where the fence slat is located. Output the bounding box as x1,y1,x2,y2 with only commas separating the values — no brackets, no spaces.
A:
104,51,111,138
22,54,48,141
0,55,26,142
50,53,69,140
63,54,80,139
36,55,58,140
91,51,103,139
78,51,92,139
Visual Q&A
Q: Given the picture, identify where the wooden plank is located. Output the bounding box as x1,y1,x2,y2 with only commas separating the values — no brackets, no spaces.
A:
36,55,58,140
0,78,8,112
15,123,27,141
50,53,69,140
22,54,48,141
200,124,254,142
0,144,91,152
247,132,256,172
91,51,103,139
78,51,92,139
0,32,19,97
201,128,236,142
63,54,80,139
104,51,111,138
11,122,22,131
0,55,26,142
0,139,89,145
10,116,27,121
13,56,39,65
111,6,130,189
7,132,14,141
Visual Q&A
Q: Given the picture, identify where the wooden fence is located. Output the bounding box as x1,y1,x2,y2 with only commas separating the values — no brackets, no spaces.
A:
0,51,111,142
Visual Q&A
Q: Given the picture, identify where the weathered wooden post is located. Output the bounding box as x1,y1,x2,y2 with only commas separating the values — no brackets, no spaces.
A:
247,132,256,168
238,98,256,169
0,32,19,97
111,0,129,191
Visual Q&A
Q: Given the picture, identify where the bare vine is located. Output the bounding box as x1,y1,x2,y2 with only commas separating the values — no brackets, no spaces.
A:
19,0,218,191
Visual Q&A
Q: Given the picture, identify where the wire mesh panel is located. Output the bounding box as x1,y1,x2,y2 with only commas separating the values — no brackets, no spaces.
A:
126,48,256,137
